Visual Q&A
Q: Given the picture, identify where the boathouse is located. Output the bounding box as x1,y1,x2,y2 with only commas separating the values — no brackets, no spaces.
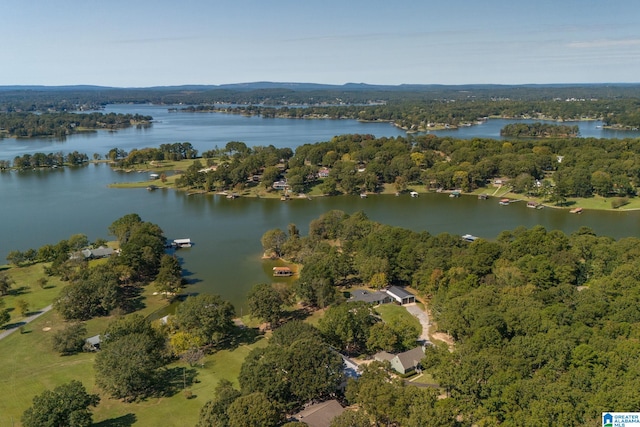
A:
173,238,192,248
273,266,293,277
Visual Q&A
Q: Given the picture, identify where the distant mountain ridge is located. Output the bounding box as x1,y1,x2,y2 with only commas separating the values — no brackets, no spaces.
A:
1,82,639,92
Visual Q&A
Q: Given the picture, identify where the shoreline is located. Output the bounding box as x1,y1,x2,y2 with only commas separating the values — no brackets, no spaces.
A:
107,177,640,213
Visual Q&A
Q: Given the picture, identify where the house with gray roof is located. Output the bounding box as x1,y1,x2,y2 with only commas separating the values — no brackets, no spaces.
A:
374,346,425,375
350,289,392,305
290,400,345,427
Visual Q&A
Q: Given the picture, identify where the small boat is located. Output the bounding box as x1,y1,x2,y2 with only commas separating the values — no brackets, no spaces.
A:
499,198,510,205
360,193,367,199
461,234,478,243
478,194,488,200
570,207,583,214
410,191,419,198
147,185,158,191
450,191,460,198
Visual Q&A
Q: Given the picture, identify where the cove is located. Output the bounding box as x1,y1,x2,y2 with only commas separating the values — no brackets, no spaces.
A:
2,163,640,311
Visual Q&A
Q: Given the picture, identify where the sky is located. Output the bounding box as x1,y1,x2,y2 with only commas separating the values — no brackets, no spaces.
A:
2,0,640,87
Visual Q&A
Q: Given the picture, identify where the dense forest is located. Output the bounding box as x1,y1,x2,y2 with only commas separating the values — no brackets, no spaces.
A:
256,211,640,425
0,112,151,138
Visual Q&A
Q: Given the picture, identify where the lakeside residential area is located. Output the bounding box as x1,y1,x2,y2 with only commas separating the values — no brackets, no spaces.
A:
2,84,640,426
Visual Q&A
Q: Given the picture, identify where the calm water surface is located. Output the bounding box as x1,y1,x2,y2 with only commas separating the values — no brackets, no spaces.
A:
1,106,640,310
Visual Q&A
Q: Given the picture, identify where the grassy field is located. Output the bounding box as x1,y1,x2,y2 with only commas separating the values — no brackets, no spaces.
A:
0,261,270,426
0,301,269,427
0,304,268,427
0,264,63,324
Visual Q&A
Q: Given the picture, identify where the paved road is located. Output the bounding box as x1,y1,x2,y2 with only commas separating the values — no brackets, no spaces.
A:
0,304,53,340
404,303,432,345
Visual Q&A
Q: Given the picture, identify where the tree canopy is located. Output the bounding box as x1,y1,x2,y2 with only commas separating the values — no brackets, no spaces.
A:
21,380,100,427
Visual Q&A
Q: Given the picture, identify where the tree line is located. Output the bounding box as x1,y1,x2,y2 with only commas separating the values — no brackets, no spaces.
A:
0,112,151,138
189,97,640,129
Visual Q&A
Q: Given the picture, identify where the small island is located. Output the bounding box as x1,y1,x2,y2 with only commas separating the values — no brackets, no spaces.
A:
500,122,579,138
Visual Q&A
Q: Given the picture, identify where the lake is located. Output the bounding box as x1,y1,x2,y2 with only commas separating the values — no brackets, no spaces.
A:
1,106,639,310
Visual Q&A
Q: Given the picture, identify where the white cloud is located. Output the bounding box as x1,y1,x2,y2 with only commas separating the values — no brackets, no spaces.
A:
568,38,640,49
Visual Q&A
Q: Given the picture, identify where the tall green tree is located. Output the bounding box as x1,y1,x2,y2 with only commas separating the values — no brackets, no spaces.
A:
95,332,165,401
95,315,167,400
51,323,87,355
196,379,241,427
226,392,281,427
0,299,10,326
261,228,288,258
0,272,14,295
21,380,99,427
247,283,284,327
318,302,376,355
154,254,183,296
174,294,236,347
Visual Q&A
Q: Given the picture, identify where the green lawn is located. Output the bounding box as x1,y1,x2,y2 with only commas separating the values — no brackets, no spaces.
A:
0,260,269,426
374,304,422,334
0,264,64,323
0,304,268,427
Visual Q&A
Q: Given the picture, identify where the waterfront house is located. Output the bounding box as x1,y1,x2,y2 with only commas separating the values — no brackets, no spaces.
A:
272,180,288,190
318,167,330,178
75,246,115,260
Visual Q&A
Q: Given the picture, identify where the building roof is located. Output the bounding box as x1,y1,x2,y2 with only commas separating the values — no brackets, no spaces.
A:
292,400,345,427
373,351,395,363
273,266,292,272
350,289,390,304
85,334,101,346
386,286,414,299
91,246,114,257
396,346,425,371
